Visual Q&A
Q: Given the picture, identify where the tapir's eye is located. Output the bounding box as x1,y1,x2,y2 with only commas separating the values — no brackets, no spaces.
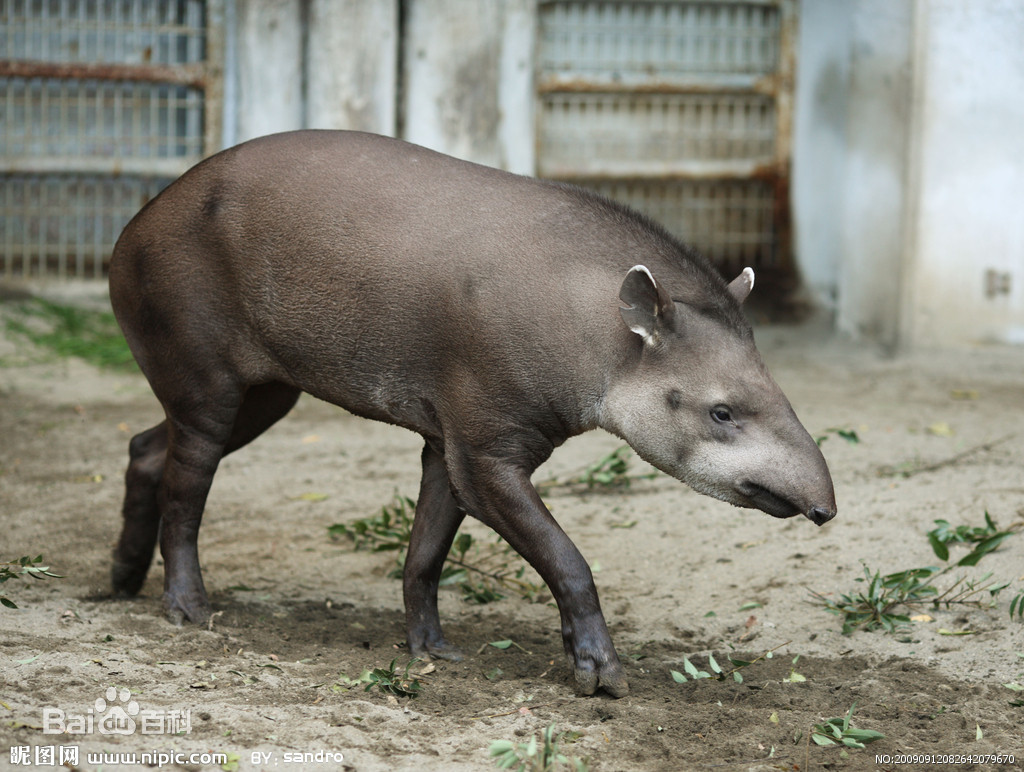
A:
710,406,733,424
666,389,682,410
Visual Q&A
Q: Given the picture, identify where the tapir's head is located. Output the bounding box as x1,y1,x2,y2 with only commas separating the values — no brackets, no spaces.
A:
601,265,836,526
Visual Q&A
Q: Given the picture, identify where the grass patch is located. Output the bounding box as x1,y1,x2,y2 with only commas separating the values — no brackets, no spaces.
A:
490,724,588,771
3,297,136,371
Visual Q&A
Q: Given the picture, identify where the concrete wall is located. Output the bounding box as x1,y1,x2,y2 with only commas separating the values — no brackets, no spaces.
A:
403,0,534,172
837,0,915,347
795,0,1024,347
791,0,851,313
903,0,1024,346
235,0,304,142
794,0,915,346
306,0,398,134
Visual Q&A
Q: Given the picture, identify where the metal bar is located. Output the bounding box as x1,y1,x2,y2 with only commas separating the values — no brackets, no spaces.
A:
536,0,785,10
0,59,208,88
1,156,193,177
536,73,781,96
540,159,784,182
769,0,797,269
204,0,226,155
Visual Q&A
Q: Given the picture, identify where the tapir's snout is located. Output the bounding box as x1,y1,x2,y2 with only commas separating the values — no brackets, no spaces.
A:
807,506,837,527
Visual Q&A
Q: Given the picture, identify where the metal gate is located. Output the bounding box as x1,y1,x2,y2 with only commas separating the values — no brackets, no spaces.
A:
0,0,223,279
536,0,796,279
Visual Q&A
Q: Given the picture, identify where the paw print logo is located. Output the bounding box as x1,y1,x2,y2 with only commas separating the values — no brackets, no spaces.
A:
95,686,140,735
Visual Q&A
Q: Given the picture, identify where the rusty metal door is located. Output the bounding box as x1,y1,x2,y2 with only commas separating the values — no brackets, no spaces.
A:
536,0,796,284
0,0,224,279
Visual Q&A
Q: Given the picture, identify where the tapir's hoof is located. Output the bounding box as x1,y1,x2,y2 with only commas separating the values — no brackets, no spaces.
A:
111,561,149,598
572,656,629,698
163,591,212,627
409,638,464,663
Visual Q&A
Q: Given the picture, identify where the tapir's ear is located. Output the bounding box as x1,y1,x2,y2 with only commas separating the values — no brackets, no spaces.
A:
727,267,755,304
619,265,675,345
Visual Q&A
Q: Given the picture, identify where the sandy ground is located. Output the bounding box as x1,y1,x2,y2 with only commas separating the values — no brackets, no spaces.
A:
1,296,1023,772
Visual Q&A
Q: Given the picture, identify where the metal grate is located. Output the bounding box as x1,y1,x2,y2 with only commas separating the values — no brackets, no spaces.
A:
536,0,794,274
585,178,776,271
2,0,208,65
3,78,204,168
0,174,170,279
538,92,776,175
538,1,780,83
0,0,218,279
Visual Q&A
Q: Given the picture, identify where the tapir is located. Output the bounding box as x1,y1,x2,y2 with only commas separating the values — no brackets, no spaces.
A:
108,130,836,698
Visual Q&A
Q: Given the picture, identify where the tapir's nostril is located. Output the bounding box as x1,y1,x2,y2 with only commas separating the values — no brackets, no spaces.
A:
808,506,836,526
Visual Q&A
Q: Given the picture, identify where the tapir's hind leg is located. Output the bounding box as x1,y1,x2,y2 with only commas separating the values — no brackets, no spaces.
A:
112,381,300,623
112,422,169,597
404,443,466,660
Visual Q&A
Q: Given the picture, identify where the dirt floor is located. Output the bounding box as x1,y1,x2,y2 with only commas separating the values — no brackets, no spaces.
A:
1,292,1023,772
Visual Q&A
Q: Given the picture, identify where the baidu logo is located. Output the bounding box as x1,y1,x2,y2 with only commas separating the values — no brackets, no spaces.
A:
42,686,190,735
95,687,139,735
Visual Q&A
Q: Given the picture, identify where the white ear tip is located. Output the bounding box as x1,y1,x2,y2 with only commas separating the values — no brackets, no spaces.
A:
628,264,656,286
741,266,755,290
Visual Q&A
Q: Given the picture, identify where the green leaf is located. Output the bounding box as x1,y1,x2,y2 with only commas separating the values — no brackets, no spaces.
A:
957,533,1011,566
707,653,722,674
1011,594,1024,620
489,640,513,650
811,733,836,746
842,702,857,731
928,531,950,561
845,728,885,743
670,670,687,683
452,532,473,555
681,656,711,679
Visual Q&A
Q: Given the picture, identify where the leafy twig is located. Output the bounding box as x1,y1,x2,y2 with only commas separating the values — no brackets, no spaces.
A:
670,641,792,685
330,495,547,603
535,446,657,496
811,518,1018,634
1,556,63,609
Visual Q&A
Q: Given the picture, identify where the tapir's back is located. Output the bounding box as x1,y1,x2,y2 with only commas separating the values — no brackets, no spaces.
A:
109,130,734,435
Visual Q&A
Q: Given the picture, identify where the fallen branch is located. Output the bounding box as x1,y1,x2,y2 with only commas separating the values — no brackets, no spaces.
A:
879,433,1016,478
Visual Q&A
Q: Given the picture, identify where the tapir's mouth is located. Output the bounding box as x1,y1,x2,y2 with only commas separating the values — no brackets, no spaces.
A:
738,482,804,520
737,482,837,526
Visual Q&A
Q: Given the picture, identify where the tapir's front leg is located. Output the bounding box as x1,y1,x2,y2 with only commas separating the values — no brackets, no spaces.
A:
447,452,628,697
